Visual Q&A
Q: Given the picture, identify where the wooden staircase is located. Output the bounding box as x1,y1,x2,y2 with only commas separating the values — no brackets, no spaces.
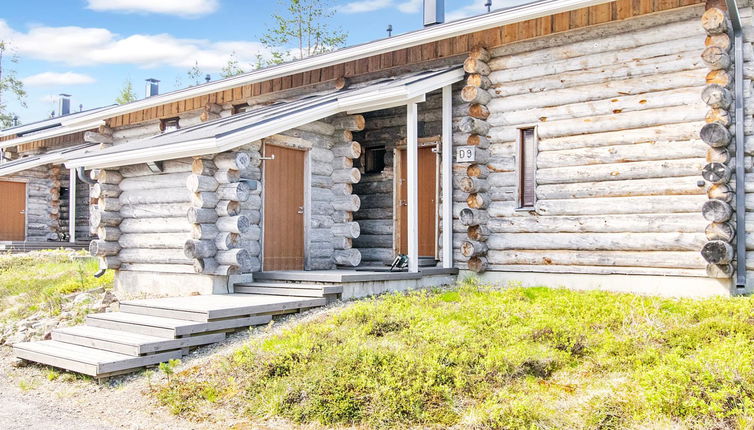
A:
13,288,331,379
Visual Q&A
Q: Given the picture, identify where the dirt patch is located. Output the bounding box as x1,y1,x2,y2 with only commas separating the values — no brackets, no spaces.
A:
0,301,351,430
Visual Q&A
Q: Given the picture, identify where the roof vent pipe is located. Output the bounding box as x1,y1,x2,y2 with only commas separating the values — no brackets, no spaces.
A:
423,0,444,27
145,78,160,98
58,94,71,116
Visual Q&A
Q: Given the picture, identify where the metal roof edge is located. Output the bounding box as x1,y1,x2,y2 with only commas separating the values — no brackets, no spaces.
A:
57,0,612,128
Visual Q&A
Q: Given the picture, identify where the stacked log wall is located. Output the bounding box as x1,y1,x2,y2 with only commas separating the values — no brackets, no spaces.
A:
90,162,195,273
353,91,445,265
467,4,712,277
3,166,59,241
458,47,494,273
57,168,93,241
699,5,741,278
279,117,363,269
187,151,259,275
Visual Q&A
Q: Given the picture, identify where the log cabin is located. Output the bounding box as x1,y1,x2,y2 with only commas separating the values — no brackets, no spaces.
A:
7,0,754,376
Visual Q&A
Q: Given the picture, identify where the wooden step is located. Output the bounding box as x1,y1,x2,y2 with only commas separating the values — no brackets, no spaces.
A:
234,282,342,297
13,340,182,378
87,312,272,338
119,294,326,321
52,326,226,356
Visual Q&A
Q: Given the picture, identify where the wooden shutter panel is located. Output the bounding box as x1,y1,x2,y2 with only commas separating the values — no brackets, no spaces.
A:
519,128,537,208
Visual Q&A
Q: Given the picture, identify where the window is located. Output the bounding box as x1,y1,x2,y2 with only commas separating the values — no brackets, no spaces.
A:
160,117,180,133
232,103,249,115
517,127,537,208
357,147,386,174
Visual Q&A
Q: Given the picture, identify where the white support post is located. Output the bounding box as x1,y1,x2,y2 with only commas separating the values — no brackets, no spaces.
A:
441,85,453,269
68,168,76,243
407,102,419,273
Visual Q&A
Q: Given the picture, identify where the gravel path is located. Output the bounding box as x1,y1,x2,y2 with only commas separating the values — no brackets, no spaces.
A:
0,303,350,430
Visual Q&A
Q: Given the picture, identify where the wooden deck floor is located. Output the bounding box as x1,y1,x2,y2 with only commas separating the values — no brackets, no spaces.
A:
0,241,89,253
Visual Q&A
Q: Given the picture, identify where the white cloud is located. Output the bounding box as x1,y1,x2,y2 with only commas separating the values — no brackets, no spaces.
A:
0,20,269,70
86,0,219,18
39,94,57,104
341,0,393,13
338,0,421,14
446,2,490,20
23,72,96,87
396,0,422,13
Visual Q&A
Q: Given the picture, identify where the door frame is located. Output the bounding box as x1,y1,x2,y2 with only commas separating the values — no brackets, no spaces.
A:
260,143,311,271
393,143,440,259
0,179,29,242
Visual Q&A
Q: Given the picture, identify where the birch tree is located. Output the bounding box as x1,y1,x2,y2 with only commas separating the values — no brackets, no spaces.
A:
261,0,347,64
115,79,137,104
0,41,26,127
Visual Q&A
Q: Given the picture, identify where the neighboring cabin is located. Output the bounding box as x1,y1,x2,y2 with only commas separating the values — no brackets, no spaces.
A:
0,0,750,297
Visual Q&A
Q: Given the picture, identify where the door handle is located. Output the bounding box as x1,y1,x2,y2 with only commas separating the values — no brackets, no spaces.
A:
19,210,25,214
297,206,304,214
400,200,407,207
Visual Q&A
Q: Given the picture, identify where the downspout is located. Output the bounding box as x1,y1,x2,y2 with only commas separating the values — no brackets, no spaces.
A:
76,166,96,185
726,0,746,290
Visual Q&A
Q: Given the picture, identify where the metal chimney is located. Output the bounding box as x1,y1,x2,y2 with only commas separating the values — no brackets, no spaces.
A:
423,0,444,27
58,94,71,116
145,78,160,97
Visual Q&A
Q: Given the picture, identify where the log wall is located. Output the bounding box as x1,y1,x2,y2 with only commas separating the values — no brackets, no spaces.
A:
3,166,59,241
57,168,93,241
457,5,712,277
352,91,445,265
90,161,195,273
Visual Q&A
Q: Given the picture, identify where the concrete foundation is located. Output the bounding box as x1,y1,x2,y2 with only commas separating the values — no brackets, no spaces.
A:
339,274,457,300
115,271,231,298
462,270,735,298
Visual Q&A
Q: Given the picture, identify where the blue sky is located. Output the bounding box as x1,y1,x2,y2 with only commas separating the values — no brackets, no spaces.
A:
2,0,526,124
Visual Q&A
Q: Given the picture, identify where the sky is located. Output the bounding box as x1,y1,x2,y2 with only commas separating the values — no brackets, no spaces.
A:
1,0,528,124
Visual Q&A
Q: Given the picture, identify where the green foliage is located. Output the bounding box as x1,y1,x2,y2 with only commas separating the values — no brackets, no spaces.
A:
115,79,137,105
187,61,203,86
0,250,114,322
159,359,182,382
45,368,60,381
156,284,754,429
220,52,247,78
260,0,347,65
0,41,26,127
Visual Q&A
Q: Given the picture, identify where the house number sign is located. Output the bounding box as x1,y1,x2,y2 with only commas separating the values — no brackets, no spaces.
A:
455,146,476,163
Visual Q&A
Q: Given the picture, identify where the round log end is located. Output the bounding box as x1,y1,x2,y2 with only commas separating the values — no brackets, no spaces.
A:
701,240,734,264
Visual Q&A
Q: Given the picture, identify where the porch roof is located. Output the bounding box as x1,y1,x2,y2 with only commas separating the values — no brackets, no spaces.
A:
0,142,97,177
64,67,464,169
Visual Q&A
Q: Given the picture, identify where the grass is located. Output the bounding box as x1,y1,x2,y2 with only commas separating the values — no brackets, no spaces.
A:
155,279,754,429
0,249,114,323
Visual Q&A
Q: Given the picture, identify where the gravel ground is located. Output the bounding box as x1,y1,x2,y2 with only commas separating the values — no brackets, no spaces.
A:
0,302,351,430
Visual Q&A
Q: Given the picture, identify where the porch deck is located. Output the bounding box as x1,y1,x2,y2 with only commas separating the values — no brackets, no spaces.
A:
0,240,89,253
253,266,459,283
14,267,458,378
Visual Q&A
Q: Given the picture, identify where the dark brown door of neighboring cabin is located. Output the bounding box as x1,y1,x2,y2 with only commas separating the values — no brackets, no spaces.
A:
0,181,26,241
398,146,438,257
263,145,306,271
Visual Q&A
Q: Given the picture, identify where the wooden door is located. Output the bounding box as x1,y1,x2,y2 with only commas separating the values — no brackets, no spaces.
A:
263,145,306,271
397,146,438,257
0,181,26,241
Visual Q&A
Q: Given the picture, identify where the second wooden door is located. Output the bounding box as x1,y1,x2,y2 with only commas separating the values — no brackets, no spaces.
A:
397,146,438,257
263,145,306,271
0,181,26,241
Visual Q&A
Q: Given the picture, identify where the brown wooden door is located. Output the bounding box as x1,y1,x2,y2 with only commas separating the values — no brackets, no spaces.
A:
263,145,306,271
0,181,26,241
398,146,438,257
